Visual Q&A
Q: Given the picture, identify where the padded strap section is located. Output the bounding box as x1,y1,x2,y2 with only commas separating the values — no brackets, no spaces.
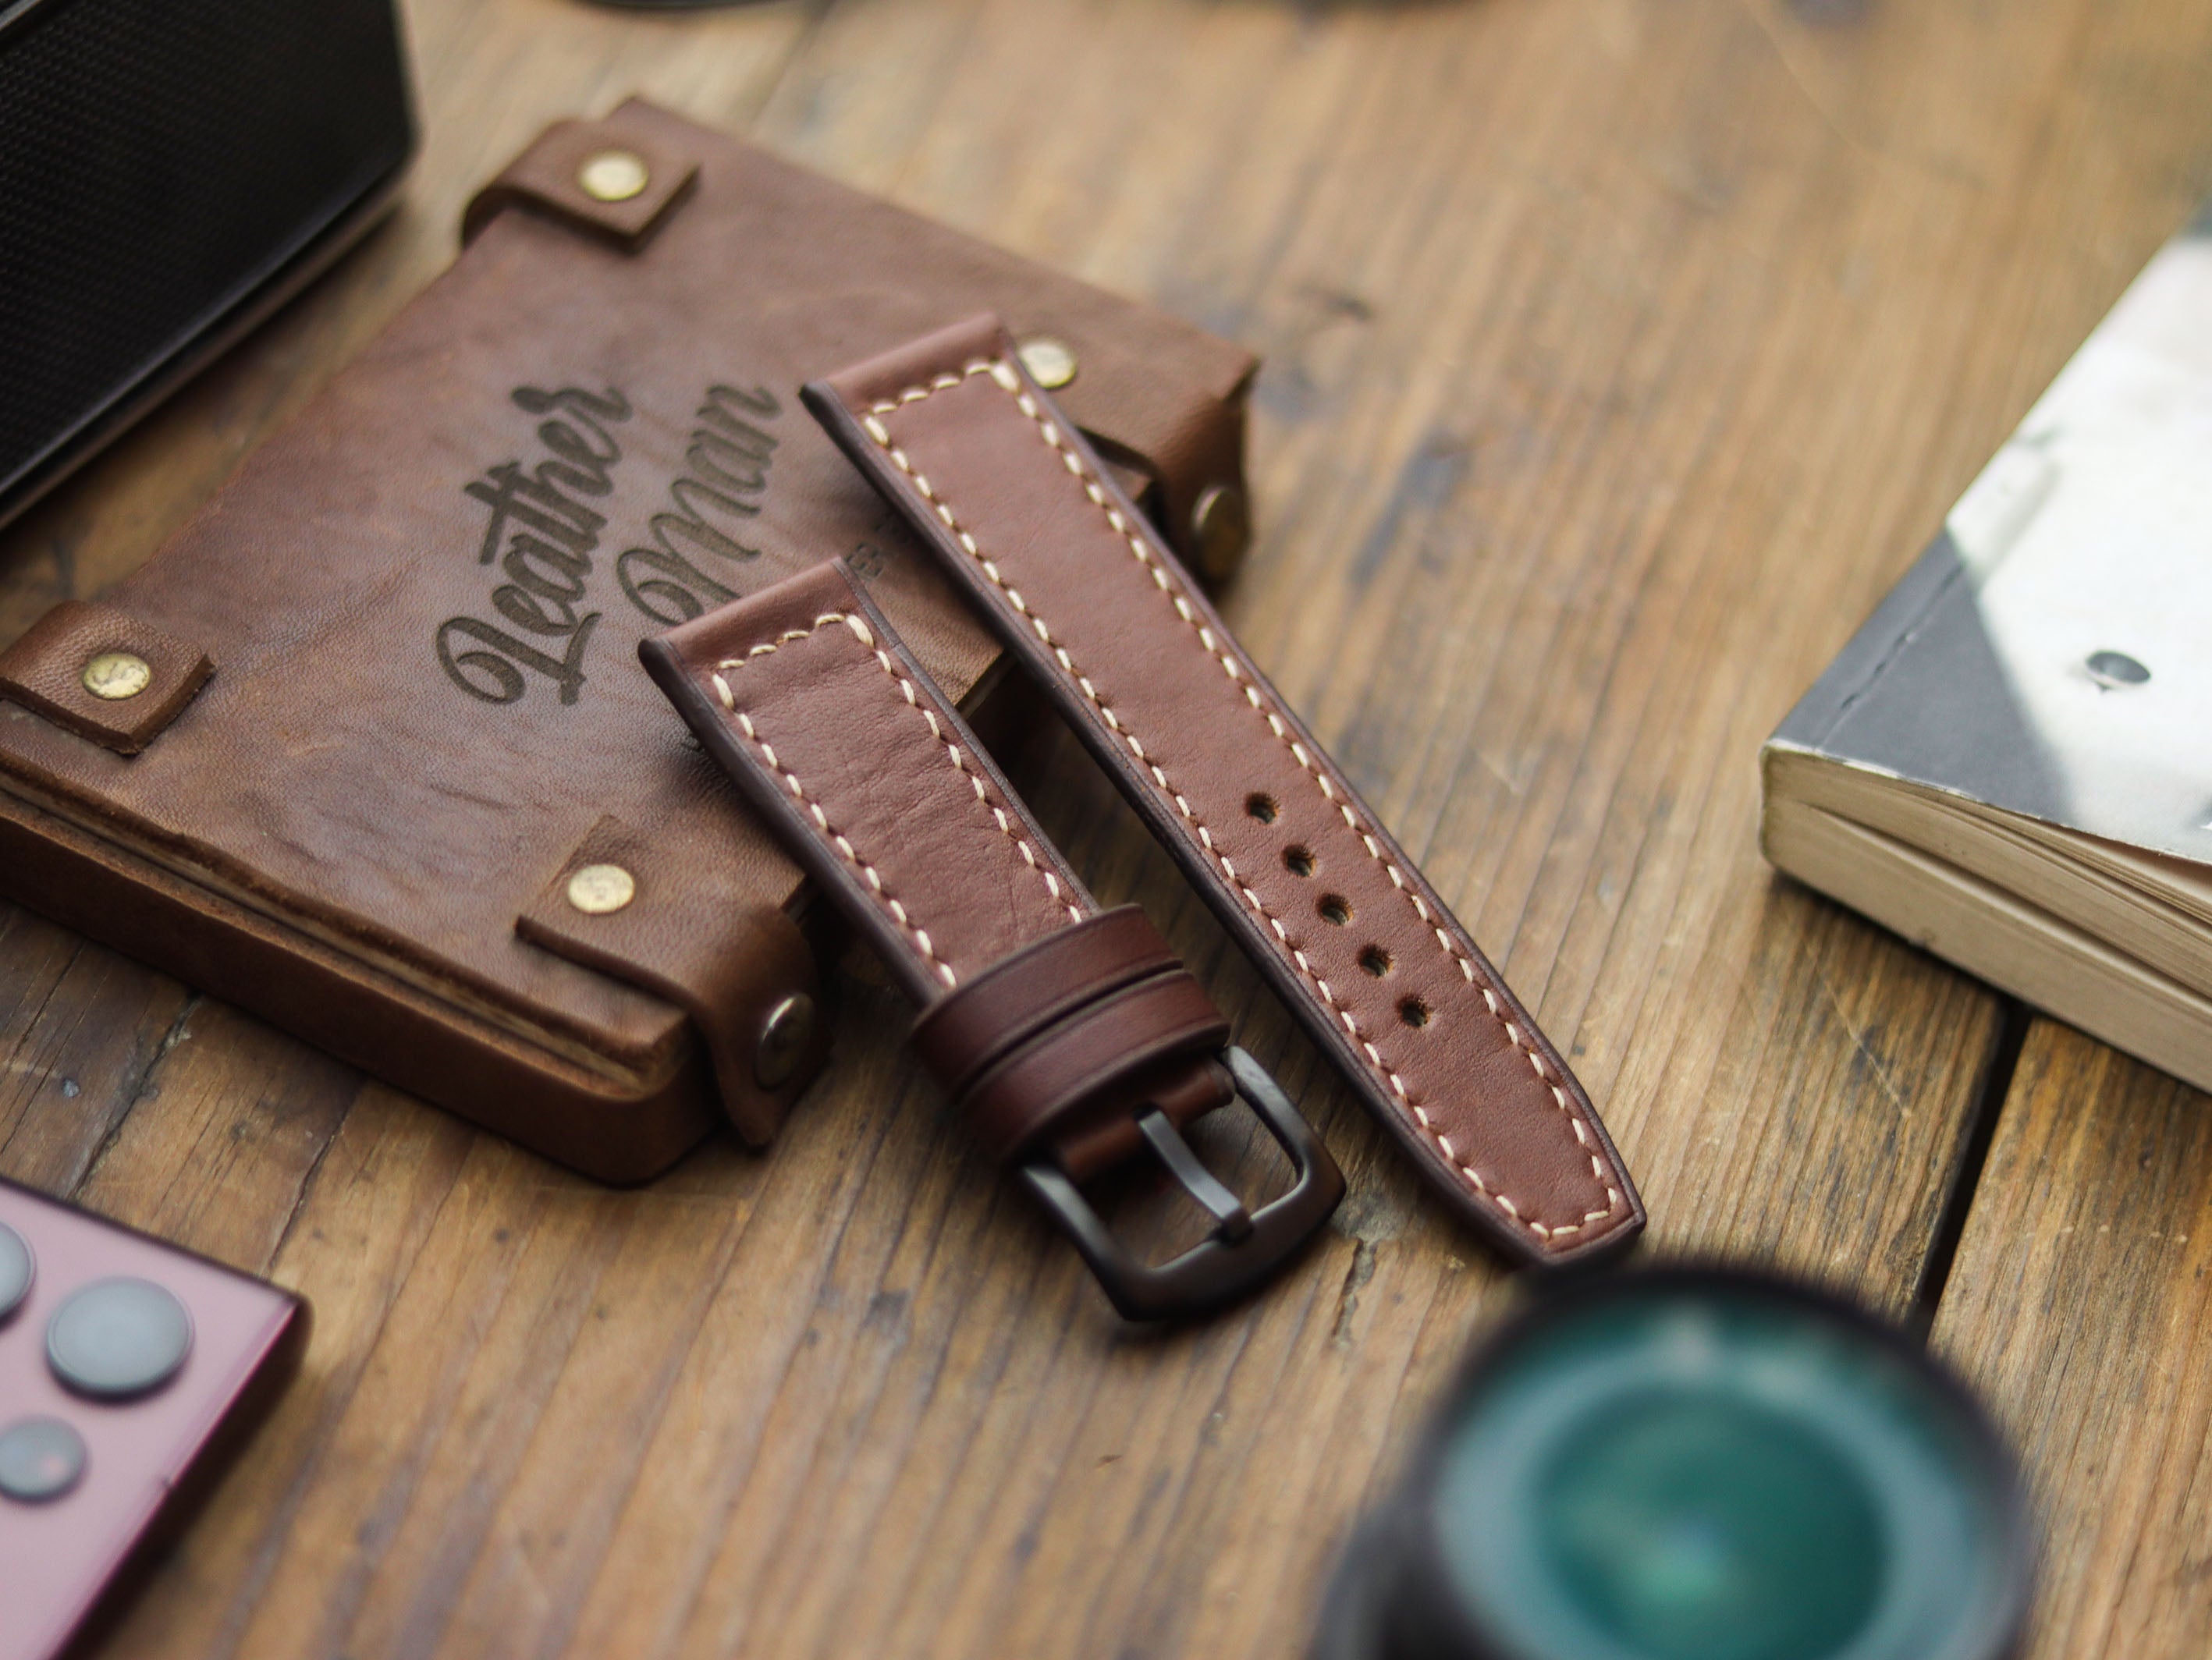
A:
643,562,1092,1001
0,600,212,755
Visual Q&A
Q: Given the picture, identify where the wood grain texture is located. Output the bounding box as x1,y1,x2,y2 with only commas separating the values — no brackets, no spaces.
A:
0,0,2209,1653
1933,1023,2212,1659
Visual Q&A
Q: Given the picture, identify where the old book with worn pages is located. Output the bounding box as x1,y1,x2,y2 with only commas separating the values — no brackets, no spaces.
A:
1762,204,2212,1093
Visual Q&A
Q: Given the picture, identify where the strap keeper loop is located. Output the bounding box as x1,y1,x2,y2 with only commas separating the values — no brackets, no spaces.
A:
909,906,1232,1172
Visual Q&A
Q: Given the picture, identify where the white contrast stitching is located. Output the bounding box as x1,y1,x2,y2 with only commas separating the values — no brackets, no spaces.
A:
858,364,1620,1239
709,608,1082,990
861,366,1620,1236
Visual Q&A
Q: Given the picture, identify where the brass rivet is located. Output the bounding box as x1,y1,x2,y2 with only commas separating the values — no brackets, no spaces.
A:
1017,337,1078,390
577,150,650,204
1191,483,1251,583
566,863,636,915
81,651,151,701
754,993,817,1090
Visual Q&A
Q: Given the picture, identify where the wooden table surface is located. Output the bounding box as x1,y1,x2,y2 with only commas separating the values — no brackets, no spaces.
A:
5,0,2212,1654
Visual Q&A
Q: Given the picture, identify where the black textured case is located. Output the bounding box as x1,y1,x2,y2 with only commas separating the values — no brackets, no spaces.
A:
0,0,415,527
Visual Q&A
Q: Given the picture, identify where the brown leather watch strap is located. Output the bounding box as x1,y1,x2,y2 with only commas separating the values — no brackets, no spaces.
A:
641,561,1344,1319
806,317,1642,1267
644,562,1087,996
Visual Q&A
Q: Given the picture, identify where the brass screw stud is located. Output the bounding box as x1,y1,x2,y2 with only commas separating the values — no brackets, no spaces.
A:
1191,484,1252,583
754,994,817,1090
81,652,151,701
1017,337,1078,390
566,863,636,915
577,150,650,204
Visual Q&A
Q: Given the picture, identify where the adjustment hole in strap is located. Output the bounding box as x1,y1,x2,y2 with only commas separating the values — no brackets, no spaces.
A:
1282,845,1315,878
1318,894,1353,926
1399,996,1431,1028
1359,945,1394,977
1244,792,1279,824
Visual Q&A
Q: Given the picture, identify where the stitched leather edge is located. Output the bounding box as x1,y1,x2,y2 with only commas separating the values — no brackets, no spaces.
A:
806,329,1646,1264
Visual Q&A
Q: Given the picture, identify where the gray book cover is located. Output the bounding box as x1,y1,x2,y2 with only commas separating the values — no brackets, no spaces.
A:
1774,201,2212,867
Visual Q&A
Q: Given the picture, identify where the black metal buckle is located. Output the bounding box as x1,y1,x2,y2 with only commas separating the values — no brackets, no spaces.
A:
1017,1046,1344,1321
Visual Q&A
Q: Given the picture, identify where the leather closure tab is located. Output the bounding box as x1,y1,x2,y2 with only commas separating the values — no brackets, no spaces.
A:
0,600,212,755
516,813,827,1144
463,116,700,252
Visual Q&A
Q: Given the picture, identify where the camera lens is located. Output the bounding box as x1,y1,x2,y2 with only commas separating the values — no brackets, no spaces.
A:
1315,1270,2031,1660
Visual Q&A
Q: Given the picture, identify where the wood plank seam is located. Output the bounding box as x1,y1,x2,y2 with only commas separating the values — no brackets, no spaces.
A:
1908,997,2029,1333
70,988,204,1201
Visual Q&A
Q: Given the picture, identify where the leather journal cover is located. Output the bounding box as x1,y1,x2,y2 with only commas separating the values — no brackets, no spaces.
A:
0,99,1258,1183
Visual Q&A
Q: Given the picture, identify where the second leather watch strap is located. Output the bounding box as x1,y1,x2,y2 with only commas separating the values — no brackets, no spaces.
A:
641,561,1343,1319
805,317,1643,1267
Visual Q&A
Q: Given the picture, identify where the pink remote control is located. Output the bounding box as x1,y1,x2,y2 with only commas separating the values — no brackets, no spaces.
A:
0,1177,307,1659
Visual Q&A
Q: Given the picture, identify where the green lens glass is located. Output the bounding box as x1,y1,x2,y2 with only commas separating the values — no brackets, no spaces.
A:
1426,1282,2024,1660
1537,1390,1884,1659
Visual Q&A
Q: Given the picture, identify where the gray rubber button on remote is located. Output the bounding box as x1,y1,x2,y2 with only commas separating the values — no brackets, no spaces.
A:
0,1222,30,1321
0,1417,86,1502
46,1277,193,1399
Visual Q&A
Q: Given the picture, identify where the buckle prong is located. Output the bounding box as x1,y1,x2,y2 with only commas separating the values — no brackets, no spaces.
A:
1017,1046,1344,1321
1136,1107,1254,1240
